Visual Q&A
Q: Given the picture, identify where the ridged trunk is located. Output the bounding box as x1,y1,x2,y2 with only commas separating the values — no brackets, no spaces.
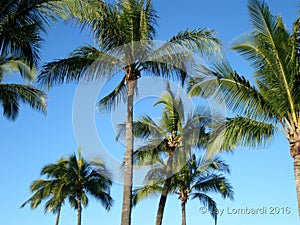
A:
294,154,300,217
155,155,173,225
288,130,300,216
77,198,82,225
121,79,136,225
181,200,186,225
55,205,61,225
294,154,300,216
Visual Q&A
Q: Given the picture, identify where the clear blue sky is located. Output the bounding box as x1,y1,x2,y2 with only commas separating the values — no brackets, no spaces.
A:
1,1,299,225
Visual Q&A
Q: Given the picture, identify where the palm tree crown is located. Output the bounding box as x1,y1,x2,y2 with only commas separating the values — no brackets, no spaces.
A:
189,0,300,215
133,154,233,225
66,148,113,225
22,148,113,225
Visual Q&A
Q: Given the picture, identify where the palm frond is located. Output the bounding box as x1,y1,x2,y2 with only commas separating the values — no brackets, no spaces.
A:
0,83,46,120
97,76,127,112
41,157,68,177
38,45,122,88
132,182,162,206
117,115,165,141
58,0,104,22
143,165,166,183
207,116,276,155
190,193,218,223
181,112,208,148
168,28,222,57
195,157,230,175
0,55,35,81
0,0,60,67
189,58,277,122
141,60,188,86
133,140,167,166
191,175,234,200
154,84,184,133
232,0,298,120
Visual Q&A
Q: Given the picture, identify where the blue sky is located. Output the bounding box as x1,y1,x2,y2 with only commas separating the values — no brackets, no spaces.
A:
1,1,299,225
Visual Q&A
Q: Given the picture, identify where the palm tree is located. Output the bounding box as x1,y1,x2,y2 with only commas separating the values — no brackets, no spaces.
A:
0,0,61,119
133,154,233,225
117,83,208,225
189,0,300,215
21,157,70,225
36,1,222,224
66,148,113,225
170,154,233,225
22,148,113,225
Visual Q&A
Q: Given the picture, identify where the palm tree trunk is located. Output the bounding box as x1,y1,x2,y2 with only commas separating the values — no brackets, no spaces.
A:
77,198,82,225
121,79,136,225
155,178,170,225
155,155,173,225
181,200,186,225
294,154,300,216
55,205,61,225
289,133,300,216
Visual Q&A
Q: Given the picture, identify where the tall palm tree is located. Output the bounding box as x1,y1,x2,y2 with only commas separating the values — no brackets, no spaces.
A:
36,1,222,224
117,83,208,225
189,0,300,215
21,158,70,225
22,148,113,225
0,0,61,119
133,154,233,225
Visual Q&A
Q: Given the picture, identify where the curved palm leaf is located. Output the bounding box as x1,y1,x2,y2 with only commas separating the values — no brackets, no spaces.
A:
189,58,277,122
0,55,35,81
190,193,218,224
0,0,60,67
0,84,46,120
38,45,122,87
132,182,162,206
207,116,276,156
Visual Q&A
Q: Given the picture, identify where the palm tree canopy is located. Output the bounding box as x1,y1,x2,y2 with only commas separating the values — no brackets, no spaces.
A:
133,154,234,223
0,0,62,120
21,148,114,215
188,0,300,153
66,148,114,211
37,0,222,111
116,83,209,168
188,0,300,217
0,0,60,67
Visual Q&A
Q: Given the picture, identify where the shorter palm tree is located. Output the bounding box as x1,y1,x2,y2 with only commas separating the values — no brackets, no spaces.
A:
133,154,233,225
67,148,113,225
22,148,113,225
170,154,233,225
